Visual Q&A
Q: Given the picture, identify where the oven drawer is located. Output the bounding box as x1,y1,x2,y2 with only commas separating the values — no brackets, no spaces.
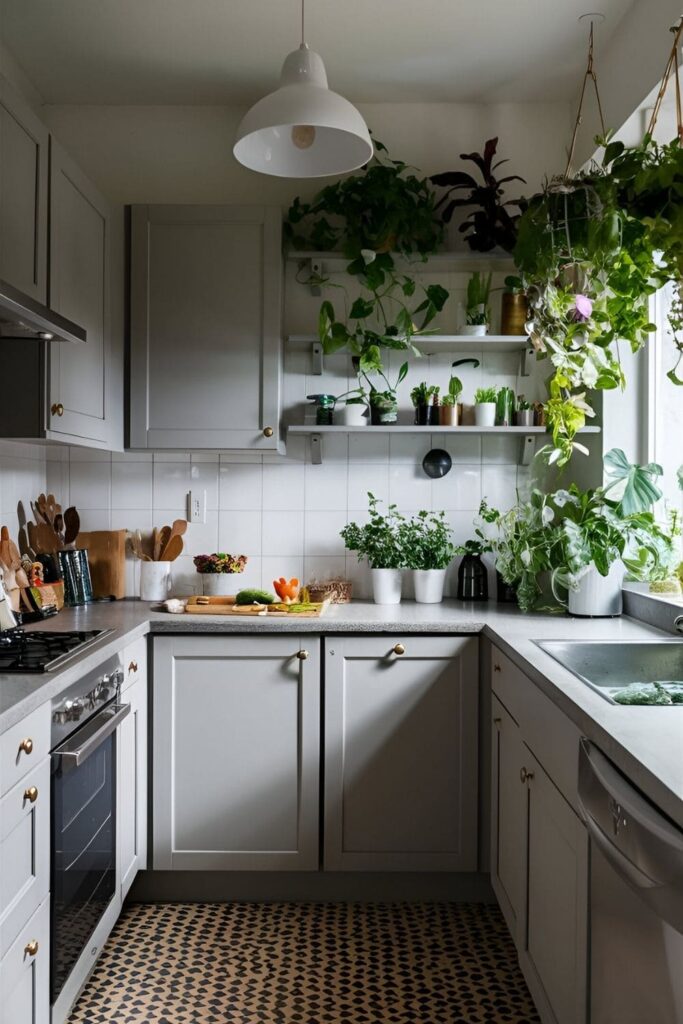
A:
0,758,50,959
0,894,50,1024
0,704,50,797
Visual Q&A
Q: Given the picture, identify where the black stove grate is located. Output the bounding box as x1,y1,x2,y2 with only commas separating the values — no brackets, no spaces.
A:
0,629,104,672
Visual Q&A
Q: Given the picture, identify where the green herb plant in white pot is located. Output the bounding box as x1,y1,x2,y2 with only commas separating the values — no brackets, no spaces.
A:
341,493,408,604
405,510,456,603
462,272,492,336
474,386,498,426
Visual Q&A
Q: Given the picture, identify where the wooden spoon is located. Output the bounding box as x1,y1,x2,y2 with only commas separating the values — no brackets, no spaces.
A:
160,534,183,562
157,525,172,557
27,522,40,556
64,507,80,546
37,522,61,553
135,529,152,562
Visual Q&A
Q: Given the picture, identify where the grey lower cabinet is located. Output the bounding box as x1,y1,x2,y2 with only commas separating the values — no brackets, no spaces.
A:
490,694,525,935
0,75,48,303
324,635,479,871
152,635,320,870
129,204,283,451
0,897,49,1024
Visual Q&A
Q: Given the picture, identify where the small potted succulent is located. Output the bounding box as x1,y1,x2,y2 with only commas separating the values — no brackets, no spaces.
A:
474,386,498,426
439,375,463,426
341,493,408,604
405,510,456,603
462,272,492,336
515,395,535,426
500,275,528,335
193,553,248,596
410,382,440,426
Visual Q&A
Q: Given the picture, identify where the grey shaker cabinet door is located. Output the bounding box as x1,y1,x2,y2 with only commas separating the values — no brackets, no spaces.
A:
47,138,113,446
129,205,283,450
152,636,319,870
0,76,48,303
0,896,50,1024
490,694,526,940
323,636,479,872
118,671,148,901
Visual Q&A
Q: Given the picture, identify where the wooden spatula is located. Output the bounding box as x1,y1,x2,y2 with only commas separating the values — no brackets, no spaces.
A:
160,534,183,562
64,507,80,546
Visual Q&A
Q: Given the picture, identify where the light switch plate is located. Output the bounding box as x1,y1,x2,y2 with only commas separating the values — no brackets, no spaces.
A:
187,490,206,524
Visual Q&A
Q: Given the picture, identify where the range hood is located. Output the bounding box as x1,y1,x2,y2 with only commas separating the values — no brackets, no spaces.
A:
0,277,86,344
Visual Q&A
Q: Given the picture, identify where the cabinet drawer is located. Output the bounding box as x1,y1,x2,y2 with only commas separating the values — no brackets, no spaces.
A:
0,895,50,1024
0,705,50,797
122,636,147,694
0,759,50,959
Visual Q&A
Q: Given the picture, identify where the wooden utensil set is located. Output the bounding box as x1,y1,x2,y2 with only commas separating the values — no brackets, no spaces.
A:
28,493,81,554
130,520,186,562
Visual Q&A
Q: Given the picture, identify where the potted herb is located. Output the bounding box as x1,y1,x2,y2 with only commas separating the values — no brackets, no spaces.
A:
515,395,534,426
474,386,497,426
341,493,408,604
429,137,527,253
404,510,456,603
495,387,516,427
440,375,463,426
193,553,248,596
410,382,440,426
501,275,528,335
366,362,408,425
462,272,492,335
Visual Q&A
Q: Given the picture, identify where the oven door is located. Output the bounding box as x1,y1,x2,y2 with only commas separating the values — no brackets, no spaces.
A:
50,702,130,1005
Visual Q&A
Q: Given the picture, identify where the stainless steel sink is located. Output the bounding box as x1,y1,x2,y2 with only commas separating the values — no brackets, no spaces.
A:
535,639,683,705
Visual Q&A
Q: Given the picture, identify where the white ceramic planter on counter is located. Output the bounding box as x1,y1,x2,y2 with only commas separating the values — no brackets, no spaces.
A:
201,574,238,596
568,563,624,617
413,569,447,604
371,568,402,605
140,561,172,601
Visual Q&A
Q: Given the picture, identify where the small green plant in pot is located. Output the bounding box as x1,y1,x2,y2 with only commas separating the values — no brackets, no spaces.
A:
474,386,498,427
365,362,408,425
515,394,534,426
341,493,408,604
404,510,457,603
194,553,248,596
410,382,440,426
462,272,492,336
454,501,498,601
440,375,463,426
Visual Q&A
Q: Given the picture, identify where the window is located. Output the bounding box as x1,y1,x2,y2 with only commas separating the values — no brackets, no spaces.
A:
649,284,683,511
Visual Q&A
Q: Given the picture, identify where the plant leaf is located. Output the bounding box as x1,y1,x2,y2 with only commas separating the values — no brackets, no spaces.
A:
603,448,663,514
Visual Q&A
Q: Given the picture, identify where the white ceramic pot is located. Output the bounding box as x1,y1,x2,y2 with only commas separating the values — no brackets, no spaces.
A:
461,324,488,337
371,568,403,605
568,563,624,617
413,568,447,604
474,402,497,427
336,402,368,427
201,573,237,596
140,560,172,602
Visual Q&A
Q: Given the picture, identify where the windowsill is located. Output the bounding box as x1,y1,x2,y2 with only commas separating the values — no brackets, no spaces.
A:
622,583,683,634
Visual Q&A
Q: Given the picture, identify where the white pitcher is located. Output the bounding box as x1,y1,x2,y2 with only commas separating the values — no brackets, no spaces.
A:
140,560,172,602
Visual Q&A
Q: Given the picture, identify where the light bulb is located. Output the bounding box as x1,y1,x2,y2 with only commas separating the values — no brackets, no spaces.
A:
291,124,316,149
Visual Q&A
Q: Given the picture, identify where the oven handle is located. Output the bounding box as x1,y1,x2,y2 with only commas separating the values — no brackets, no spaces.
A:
53,703,130,767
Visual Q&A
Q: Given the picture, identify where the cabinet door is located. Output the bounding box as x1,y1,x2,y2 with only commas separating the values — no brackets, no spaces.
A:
0,896,49,1024
521,748,588,1024
118,671,148,901
130,205,282,450
490,694,525,940
152,636,319,870
0,77,48,302
47,138,112,446
324,636,479,871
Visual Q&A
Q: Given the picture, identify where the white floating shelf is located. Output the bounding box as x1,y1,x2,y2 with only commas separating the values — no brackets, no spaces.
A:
286,250,516,272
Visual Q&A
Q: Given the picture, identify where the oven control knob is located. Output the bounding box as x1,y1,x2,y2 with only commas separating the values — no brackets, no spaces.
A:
53,710,68,725
111,668,124,687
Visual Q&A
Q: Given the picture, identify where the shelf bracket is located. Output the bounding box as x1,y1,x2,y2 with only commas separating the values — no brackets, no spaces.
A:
520,347,533,377
300,257,325,296
311,341,324,376
519,435,536,466
310,433,323,465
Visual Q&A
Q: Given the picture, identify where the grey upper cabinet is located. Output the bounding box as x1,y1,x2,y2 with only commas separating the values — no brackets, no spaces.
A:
324,636,479,872
129,205,283,451
152,635,319,870
0,76,48,302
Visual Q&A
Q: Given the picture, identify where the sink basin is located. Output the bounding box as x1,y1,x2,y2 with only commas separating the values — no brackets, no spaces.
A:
535,640,683,705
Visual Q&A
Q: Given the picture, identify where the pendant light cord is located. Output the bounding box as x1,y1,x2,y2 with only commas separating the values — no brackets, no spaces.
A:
647,17,683,141
301,0,306,46
564,21,606,179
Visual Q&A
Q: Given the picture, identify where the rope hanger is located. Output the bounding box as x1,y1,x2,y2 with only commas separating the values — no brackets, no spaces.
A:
564,21,607,179
646,17,683,141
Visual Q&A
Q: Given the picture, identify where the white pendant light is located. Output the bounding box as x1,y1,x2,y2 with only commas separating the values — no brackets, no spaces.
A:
233,0,372,178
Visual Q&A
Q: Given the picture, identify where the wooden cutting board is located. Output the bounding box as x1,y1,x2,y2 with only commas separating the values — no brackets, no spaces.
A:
77,530,126,600
184,595,331,617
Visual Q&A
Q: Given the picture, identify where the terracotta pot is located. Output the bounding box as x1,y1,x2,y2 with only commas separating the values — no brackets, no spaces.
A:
501,292,528,336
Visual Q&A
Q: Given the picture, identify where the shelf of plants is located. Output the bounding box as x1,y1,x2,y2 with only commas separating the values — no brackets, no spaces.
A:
287,334,533,373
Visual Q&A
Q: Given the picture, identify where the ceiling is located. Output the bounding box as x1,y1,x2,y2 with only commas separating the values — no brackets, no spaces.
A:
0,0,637,106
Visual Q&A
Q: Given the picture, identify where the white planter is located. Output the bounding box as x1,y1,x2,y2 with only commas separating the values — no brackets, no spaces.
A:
371,568,403,605
140,560,172,602
474,402,497,427
336,403,368,427
201,573,238,596
568,563,624,617
413,568,447,604
461,324,488,337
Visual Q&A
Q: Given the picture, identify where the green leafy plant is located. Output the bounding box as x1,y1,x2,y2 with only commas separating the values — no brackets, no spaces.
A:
404,511,456,570
474,386,497,404
193,553,247,574
516,394,532,411
504,274,525,294
441,375,463,407
341,493,408,569
430,138,527,252
410,382,439,407
466,272,492,325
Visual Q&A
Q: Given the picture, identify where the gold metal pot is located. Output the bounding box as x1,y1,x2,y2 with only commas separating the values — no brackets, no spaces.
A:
501,293,528,336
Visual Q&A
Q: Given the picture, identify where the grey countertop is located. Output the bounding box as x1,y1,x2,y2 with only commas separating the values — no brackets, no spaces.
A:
3,599,682,828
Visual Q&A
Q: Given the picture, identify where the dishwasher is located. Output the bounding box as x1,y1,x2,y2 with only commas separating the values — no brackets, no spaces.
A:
578,739,683,1024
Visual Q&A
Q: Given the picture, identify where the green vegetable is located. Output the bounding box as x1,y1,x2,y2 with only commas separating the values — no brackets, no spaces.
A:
235,589,275,606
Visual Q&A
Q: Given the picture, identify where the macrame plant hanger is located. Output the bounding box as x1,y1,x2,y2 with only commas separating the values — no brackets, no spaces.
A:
646,17,683,142
564,20,607,180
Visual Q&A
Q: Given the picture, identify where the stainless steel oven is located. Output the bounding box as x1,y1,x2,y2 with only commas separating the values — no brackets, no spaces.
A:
50,655,128,1022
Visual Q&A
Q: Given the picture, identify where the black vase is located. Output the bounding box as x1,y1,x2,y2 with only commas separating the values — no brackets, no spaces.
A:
414,404,430,426
457,553,488,601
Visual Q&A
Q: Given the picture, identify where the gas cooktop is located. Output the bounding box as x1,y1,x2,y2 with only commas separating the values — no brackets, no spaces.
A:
0,628,112,673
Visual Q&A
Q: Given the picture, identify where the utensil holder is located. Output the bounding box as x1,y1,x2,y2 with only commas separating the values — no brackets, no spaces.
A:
58,549,94,607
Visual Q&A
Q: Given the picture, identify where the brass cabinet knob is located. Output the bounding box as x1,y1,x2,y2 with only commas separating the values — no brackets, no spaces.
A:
297,650,309,661
520,767,534,784
128,660,138,674
24,940,39,957
51,402,64,417
23,786,38,804
263,426,274,438
493,664,501,673
393,643,405,656
19,738,34,755
493,717,501,725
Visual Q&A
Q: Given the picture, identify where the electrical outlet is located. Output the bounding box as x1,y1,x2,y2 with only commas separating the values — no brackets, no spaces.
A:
187,490,206,524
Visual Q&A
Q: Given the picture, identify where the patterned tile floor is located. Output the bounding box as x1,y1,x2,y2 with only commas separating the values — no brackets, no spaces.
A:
68,902,540,1024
